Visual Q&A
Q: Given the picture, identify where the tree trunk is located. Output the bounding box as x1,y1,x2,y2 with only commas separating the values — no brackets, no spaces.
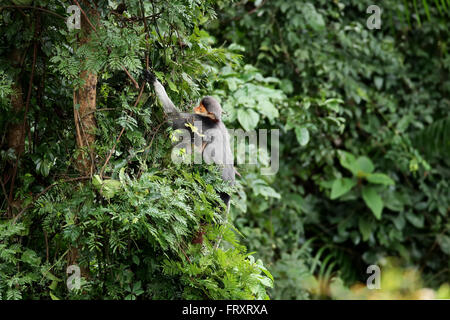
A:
73,4,99,176
74,71,97,176
70,2,99,278
7,49,26,157
7,87,25,155
4,49,26,217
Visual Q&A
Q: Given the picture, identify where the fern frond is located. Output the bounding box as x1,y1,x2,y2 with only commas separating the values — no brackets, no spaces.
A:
412,116,450,159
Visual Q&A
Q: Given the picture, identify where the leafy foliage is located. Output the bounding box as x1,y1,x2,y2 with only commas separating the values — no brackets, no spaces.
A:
211,0,450,298
0,0,449,300
0,0,273,300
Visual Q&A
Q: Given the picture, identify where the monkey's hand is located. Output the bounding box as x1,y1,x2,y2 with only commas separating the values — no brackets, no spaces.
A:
145,69,180,114
143,69,157,84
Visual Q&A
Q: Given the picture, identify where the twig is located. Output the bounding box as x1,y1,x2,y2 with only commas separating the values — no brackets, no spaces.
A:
122,66,139,89
179,244,191,263
145,120,166,153
73,0,97,32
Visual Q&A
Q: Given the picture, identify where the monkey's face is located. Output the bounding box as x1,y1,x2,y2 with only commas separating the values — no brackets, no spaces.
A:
193,103,209,116
194,96,222,121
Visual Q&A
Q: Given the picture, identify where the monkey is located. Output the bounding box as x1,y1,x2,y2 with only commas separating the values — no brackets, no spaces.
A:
143,70,235,210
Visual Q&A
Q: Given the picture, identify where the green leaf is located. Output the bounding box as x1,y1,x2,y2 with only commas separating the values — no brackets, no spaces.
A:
362,186,383,219
225,77,238,91
167,80,179,93
366,173,395,185
330,178,357,199
374,77,384,90
322,98,343,112
356,87,369,102
258,275,273,288
405,211,424,228
392,215,406,230
49,280,58,291
42,270,62,282
49,292,60,300
295,127,310,146
92,175,102,189
302,3,325,31
253,181,281,199
437,235,450,255
132,281,142,293
132,255,140,265
396,115,412,132
280,79,293,94
238,108,259,131
101,179,122,199
258,100,279,121
355,156,374,175
255,259,274,282
21,249,41,266
337,150,357,175
358,217,373,241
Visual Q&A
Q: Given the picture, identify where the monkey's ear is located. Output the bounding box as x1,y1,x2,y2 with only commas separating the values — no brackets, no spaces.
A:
143,70,157,84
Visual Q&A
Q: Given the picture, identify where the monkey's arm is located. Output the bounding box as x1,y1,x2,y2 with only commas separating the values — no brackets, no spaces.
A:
143,70,179,115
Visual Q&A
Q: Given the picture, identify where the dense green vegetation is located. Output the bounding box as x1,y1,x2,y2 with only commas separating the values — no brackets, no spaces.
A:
0,0,449,300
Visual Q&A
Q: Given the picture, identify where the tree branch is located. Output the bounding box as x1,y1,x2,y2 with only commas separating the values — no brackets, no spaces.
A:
0,5,65,19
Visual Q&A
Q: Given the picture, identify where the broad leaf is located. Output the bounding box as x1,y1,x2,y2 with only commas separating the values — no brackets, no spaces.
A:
258,100,279,121
330,178,357,199
362,186,383,219
295,127,310,146
437,235,450,255
366,173,395,185
358,217,373,241
322,98,343,112
355,156,374,175
238,108,260,131
405,211,424,228
302,3,325,31
337,150,357,175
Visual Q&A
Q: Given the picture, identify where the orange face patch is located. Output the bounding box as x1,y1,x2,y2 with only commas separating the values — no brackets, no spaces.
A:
194,103,217,120
194,103,207,115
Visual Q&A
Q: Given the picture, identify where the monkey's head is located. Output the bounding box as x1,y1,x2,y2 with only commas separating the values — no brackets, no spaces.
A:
194,96,222,121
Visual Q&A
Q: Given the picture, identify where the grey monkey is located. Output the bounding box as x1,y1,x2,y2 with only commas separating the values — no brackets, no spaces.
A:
143,70,235,208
